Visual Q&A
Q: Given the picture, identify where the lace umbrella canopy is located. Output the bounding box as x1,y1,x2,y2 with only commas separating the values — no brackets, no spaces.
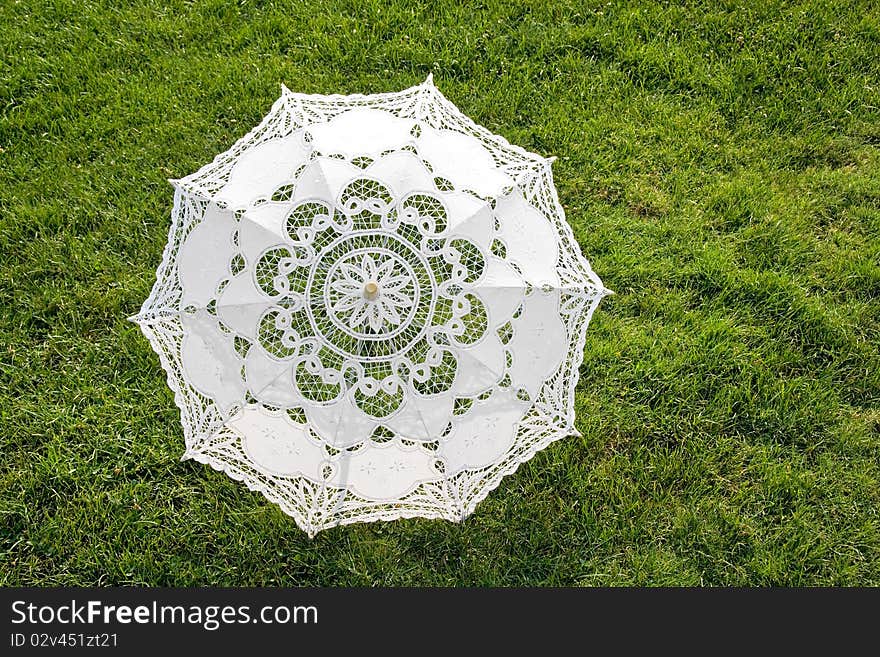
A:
132,76,610,535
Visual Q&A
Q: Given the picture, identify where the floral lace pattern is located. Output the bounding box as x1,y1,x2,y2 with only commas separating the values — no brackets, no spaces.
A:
132,76,609,535
328,254,412,333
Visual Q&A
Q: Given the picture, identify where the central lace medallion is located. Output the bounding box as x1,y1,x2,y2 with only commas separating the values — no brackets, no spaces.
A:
308,231,434,361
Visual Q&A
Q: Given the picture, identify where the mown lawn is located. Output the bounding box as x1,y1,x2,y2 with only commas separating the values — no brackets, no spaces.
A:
1,0,878,585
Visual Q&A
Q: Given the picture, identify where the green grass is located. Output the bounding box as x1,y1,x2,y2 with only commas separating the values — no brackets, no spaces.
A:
1,0,879,586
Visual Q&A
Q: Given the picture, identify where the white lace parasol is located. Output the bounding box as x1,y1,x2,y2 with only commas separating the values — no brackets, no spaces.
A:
132,75,610,535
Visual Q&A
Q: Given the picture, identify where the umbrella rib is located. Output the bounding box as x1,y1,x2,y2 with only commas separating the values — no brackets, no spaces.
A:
130,301,278,324
409,398,460,520
311,325,370,531
237,208,291,246
465,282,610,295
442,197,494,244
